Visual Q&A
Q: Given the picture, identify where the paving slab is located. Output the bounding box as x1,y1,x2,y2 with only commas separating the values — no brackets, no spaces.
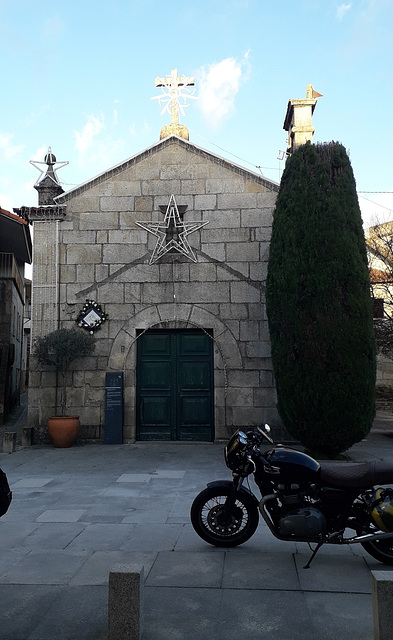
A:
17,522,86,549
70,550,157,585
143,586,223,640
146,550,225,588
36,509,86,522
222,550,300,590
119,522,185,552
217,589,311,640
28,585,108,640
0,584,64,640
295,552,376,593
0,433,393,639
0,549,89,585
304,592,373,640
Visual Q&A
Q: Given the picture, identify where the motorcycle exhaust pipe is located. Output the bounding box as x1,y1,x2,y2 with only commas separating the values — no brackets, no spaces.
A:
259,494,282,535
346,530,393,545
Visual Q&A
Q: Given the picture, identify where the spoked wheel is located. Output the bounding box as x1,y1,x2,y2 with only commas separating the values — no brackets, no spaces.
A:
190,485,259,547
361,538,393,565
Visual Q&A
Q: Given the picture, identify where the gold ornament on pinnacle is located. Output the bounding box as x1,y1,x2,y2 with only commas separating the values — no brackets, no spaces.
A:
152,68,197,140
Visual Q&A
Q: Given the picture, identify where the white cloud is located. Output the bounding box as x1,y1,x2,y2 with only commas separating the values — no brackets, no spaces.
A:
75,114,105,154
337,3,351,20
0,132,24,160
74,113,126,172
31,145,48,162
197,54,250,128
0,193,13,212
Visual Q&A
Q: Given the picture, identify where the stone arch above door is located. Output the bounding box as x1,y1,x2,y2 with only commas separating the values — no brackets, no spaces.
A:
108,303,242,372
108,303,243,441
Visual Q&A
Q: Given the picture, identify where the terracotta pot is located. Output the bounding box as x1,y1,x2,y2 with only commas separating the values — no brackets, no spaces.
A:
48,416,80,448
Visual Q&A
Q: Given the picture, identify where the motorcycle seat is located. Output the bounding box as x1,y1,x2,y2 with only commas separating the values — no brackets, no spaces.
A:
320,461,393,489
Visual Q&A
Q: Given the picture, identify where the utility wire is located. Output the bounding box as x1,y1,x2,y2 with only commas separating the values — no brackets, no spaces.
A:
187,128,278,172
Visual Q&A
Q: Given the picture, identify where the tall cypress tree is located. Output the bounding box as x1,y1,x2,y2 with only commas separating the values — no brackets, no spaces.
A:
266,142,375,456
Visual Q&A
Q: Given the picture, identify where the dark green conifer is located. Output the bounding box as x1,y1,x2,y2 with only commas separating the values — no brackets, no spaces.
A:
266,141,375,456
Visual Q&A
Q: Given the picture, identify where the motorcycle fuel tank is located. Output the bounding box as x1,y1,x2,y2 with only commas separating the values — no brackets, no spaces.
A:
265,447,321,483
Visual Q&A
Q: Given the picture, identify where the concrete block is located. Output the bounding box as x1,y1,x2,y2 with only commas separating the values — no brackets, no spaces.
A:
371,570,393,640
3,432,16,453
108,563,144,640
22,427,34,447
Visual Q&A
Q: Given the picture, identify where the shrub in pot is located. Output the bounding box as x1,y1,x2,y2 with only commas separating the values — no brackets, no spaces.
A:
33,328,95,447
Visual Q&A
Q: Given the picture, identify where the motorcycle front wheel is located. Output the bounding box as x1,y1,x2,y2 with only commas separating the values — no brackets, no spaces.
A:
190,485,259,547
361,538,393,565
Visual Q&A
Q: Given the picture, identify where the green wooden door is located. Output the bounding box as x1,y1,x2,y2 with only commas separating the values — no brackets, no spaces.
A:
136,329,214,441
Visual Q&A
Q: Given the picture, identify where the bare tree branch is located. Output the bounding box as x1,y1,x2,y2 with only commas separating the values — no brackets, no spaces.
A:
367,220,393,359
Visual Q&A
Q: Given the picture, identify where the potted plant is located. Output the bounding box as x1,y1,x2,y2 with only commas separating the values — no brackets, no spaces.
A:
33,328,95,447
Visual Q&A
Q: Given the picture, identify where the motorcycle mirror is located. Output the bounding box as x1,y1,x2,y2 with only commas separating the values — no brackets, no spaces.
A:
256,424,274,444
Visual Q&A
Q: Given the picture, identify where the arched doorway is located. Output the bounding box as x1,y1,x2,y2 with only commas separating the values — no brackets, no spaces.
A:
136,328,214,441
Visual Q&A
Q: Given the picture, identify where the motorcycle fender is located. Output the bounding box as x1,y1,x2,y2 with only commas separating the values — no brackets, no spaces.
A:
206,480,259,506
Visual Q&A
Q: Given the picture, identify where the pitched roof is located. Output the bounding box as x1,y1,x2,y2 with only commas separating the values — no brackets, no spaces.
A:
55,135,280,203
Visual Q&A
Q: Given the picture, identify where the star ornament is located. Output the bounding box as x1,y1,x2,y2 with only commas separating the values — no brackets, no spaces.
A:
136,195,208,264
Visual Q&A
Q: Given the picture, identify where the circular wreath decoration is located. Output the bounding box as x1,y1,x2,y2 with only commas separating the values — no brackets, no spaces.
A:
76,299,108,334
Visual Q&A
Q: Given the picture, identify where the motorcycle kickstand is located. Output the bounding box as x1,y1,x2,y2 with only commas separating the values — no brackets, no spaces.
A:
303,542,324,569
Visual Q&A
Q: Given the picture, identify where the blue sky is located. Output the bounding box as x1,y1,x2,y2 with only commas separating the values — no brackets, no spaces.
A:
1,0,392,233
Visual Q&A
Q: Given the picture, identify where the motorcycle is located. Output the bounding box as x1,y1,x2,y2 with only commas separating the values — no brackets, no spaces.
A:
190,425,393,568
0,468,12,518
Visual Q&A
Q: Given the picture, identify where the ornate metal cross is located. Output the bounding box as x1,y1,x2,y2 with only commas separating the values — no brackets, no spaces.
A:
154,68,195,125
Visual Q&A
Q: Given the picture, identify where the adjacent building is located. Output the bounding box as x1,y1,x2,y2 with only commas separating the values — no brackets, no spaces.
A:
0,207,32,424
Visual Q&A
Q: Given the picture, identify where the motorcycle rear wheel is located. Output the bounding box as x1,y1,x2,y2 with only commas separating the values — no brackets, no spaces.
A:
361,538,393,565
190,485,259,547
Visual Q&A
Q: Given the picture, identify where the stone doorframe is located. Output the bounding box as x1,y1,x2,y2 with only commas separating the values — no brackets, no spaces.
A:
107,303,242,442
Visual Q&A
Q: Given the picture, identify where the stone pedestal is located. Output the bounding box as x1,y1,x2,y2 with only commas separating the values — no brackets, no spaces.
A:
371,570,393,640
3,432,16,453
22,427,34,447
108,564,144,640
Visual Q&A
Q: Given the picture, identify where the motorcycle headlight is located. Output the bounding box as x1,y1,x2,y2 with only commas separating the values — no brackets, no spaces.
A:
225,431,248,471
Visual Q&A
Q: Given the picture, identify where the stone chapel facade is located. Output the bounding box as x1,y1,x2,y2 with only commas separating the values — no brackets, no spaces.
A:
19,134,282,443
14,82,323,444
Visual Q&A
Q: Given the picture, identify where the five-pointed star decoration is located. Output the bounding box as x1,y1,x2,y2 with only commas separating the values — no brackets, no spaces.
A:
135,194,208,264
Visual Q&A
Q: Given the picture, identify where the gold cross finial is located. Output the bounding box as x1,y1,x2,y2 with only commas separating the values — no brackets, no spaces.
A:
154,68,195,125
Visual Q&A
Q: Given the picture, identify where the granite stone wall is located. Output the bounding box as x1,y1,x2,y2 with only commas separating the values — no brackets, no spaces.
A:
29,136,282,442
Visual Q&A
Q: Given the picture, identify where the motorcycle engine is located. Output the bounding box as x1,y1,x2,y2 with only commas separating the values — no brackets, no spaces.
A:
278,507,327,537
276,484,327,537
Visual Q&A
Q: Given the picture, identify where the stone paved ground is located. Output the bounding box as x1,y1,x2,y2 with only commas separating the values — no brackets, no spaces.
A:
1,416,393,640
